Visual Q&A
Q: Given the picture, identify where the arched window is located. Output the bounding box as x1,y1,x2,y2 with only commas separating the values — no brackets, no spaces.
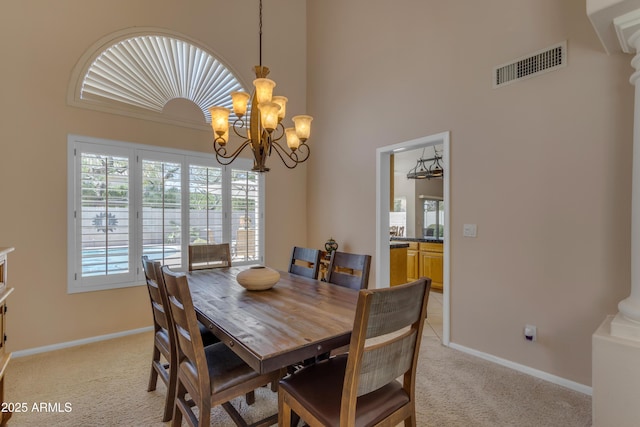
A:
67,28,246,129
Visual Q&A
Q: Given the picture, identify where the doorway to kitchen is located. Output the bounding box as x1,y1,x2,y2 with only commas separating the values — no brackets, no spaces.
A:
376,131,450,345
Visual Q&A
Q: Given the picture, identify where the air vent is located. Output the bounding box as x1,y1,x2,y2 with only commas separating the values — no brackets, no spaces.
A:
494,41,566,88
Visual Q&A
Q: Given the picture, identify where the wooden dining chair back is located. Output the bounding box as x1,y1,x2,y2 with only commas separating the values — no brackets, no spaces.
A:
278,277,431,427
288,246,322,279
141,256,177,422
325,251,372,290
188,243,231,271
161,266,283,427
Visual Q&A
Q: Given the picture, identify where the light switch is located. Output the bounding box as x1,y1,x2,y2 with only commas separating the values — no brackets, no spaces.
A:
463,224,477,238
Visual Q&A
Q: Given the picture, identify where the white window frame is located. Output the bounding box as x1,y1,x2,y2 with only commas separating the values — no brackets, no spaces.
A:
67,134,264,293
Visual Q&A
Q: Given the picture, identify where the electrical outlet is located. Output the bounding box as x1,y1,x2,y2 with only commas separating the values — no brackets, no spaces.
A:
524,325,537,342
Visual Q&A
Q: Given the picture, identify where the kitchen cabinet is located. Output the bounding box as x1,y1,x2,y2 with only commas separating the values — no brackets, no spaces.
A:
419,242,443,291
406,242,419,282
393,240,443,291
390,244,408,286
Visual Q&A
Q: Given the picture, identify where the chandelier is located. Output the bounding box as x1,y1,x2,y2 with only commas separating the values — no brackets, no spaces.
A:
208,0,312,172
406,147,443,180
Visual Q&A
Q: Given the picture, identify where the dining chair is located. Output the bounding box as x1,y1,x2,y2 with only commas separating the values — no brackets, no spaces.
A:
161,266,284,427
325,251,372,290
288,246,322,279
188,243,232,271
278,277,431,427
141,256,177,422
141,256,222,421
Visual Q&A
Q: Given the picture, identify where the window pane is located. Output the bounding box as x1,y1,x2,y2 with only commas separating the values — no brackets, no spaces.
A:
231,169,260,263
189,165,223,244
142,160,182,268
80,153,130,277
423,199,444,240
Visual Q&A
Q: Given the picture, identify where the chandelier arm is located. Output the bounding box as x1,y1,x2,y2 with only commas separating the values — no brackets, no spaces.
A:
267,123,287,156
231,118,248,139
212,138,252,166
272,122,286,140
269,141,300,169
270,140,310,169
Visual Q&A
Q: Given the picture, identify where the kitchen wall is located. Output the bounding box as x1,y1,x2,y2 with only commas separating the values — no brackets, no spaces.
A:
0,0,308,352
393,169,444,238
306,0,633,386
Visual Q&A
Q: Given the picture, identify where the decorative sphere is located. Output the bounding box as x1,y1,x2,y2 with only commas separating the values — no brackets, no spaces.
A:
236,266,280,291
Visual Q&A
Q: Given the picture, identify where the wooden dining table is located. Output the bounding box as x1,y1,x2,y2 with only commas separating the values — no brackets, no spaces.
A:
187,266,359,374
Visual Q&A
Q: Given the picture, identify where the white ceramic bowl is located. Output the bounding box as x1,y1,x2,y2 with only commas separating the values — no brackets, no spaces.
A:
236,266,280,291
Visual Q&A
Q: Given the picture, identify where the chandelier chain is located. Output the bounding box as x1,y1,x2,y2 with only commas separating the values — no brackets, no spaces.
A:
259,0,263,67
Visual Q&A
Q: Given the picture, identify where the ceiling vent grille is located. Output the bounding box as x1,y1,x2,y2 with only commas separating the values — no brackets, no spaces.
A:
494,41,566,88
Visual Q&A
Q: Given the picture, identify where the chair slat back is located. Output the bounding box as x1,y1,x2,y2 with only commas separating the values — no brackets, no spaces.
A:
343,278,431,405
326,251,372,290
161,266,210,392
142,256,170,332
288,246,321,279
188,243,231,271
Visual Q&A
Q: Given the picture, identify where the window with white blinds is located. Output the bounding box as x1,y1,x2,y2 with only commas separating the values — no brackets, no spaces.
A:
141,155,183,270
67,135,264,293
188,164,223,248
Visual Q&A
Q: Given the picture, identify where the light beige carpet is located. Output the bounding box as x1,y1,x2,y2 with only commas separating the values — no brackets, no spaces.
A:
6,330,591,426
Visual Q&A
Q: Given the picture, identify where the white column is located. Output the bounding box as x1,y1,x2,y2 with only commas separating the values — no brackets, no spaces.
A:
589,5,640,426
610,21,640,339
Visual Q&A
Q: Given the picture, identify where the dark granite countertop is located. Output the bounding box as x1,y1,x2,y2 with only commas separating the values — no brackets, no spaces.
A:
390,242,410,249
390,237,444,244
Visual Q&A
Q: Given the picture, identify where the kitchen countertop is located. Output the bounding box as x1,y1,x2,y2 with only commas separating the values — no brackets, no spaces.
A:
390,237,443,244
390,242,410,249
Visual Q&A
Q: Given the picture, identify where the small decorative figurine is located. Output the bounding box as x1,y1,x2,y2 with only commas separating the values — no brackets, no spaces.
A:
324,237,338,259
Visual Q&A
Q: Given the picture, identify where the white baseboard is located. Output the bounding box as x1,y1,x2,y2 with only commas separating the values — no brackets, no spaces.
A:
448,342,592,396
12,326,153,358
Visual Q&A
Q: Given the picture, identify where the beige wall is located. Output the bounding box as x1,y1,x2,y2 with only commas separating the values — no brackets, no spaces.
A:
307,0,633,386
1,0,307,352
2,0,634,389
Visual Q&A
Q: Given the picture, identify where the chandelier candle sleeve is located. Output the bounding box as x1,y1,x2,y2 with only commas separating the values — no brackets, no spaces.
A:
258,102,281,132
285,128,300,150
209,107,230,140
254,78,276,104
292,115,313,141
271,96,287,121
231,92,250,117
